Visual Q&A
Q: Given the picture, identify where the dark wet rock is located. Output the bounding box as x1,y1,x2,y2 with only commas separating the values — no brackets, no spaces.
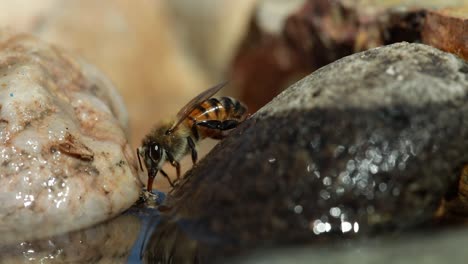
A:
146,42,468,261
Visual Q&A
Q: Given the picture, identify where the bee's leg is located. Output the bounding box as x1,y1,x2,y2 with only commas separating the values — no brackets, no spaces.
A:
219,120,240,130
159,169,175,187
196,120,239,130
195,120,236,139
187,137,198,164
196,120,222,129
191,123,200,140
165,151,181,180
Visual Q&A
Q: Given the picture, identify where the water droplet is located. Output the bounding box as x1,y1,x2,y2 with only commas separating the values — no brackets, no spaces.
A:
341,174,351,185
392,187,400,196
357,180,367,189
388,151,398,168
307,163,316,173
314,171,321,178
330,207,341,218
334,145,345,157
293,205,303,214
311,220,324,234
340,213,347,222
348,145,357,154
374,153,383,164
335,187,345,195
23,194,35,207
9,92,14,97
353,222,360,233
346,160,356,171
341,221,352,232
319,190,331,200
378,182,387,192
323,177,332,186
369,164,379,174
311,220,331,235
366,148,383,164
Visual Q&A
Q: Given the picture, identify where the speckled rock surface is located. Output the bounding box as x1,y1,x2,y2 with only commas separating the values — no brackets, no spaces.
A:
160,42,468,260
0,32,142,243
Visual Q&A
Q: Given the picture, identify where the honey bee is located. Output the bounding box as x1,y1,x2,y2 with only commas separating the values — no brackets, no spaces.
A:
137,82,248,192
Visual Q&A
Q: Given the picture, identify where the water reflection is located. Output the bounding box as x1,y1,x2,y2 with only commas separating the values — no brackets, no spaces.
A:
0,210,144,263
1,197,458,264
0,189,174,264
141,219,201,264
139,208,241,263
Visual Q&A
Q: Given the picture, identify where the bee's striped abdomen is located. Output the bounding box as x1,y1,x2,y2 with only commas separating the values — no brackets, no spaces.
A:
190,98,224,121
185,96,248,140
189,97,247,121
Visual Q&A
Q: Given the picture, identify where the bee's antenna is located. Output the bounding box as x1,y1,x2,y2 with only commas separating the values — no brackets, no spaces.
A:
136,148,144,171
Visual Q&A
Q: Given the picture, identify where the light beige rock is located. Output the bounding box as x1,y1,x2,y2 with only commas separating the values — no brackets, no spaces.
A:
0,32,142,243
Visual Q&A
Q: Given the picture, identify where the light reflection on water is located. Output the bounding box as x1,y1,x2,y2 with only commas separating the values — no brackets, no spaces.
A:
127,207,162,264
225,227,468,264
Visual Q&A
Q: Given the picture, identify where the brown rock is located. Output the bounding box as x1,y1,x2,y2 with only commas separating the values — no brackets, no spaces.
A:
230,0,467,112
422,7,468,61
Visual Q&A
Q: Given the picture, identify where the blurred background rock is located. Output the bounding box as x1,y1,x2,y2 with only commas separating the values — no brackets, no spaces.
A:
0,0,261,190
0,0,255,135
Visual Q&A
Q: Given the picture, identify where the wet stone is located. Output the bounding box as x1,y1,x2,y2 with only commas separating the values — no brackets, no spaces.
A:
154,42,468,260
0,32,142,243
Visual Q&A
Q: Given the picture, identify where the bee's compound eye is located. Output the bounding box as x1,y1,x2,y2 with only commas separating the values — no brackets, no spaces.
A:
148,143,163,162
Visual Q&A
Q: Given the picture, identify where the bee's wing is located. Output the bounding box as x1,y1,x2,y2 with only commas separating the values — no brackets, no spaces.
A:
167,81,228,134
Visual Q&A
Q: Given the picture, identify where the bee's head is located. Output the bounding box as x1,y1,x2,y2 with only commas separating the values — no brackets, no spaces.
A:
137,142,166,192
